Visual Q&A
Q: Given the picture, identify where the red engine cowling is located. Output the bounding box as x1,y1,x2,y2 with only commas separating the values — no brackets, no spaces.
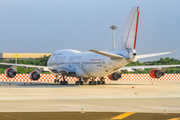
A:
149,69,164,79
29,71,40,80
108,73,121,80
5,68,17,78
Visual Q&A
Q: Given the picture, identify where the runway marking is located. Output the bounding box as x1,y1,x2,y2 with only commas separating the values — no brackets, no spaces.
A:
111,112,136,120
168,117,180,120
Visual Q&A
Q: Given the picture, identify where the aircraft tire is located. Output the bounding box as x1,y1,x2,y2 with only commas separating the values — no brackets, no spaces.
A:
93,81,97,85
80,81,83,85
57,79,59,83
54,79,56,83
60,81,64,85
64,81,68,85
102,81,105,85
76,81,80,85
97,81,101,85
89,81,93,85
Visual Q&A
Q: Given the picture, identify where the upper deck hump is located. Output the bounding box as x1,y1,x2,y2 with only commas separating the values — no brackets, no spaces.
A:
52,49,81,55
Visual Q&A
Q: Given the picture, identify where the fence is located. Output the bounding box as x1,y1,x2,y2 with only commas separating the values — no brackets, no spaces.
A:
0,74,180,82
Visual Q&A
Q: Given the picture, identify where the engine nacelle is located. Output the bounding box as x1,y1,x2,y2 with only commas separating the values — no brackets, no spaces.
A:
108,73,121,80
149,69,164,79
29,71,40,80
5,68,17,78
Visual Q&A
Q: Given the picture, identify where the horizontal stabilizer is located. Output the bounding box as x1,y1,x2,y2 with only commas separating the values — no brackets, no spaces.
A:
121,64,180,72
89,49,125,60
136,51,177,59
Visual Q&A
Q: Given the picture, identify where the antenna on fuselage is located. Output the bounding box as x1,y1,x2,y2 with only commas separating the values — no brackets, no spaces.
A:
110,25,117,49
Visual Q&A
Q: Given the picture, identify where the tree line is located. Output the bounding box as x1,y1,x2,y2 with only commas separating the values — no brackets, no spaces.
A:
0,55,50,74
126,57,180,74
0,56,180,74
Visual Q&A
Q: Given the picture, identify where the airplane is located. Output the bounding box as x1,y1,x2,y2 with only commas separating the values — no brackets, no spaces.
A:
1,7,180,85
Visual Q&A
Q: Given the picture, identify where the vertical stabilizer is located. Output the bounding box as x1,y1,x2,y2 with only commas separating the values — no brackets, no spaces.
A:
115,7,139,50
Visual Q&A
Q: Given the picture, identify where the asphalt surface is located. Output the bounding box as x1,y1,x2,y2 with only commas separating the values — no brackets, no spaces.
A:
0,81,180,120
0,112,179,120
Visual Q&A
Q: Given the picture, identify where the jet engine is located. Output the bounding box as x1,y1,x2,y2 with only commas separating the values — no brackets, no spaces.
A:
29,71,40,80
5,68,17,78
108,73,121,80
149,69,164,79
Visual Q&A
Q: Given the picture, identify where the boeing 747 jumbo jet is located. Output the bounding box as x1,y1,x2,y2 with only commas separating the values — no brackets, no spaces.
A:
0,7,180,85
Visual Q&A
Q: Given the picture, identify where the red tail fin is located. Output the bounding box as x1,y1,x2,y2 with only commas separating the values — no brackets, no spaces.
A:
133,7,139,49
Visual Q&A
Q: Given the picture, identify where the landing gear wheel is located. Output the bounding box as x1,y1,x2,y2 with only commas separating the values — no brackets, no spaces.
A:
76,81,80,85
75,81,83,85
80,81,83,85
89,81,93,85
54,79,57,83
59,75,68,85
64,81,68,85
97,81,101,85
60,81,64,85
60,81,68,85
102,81,105,85
93,81,97,85
57,79,59,83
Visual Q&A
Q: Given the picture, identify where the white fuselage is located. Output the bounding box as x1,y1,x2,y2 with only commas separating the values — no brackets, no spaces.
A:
47,49,135,78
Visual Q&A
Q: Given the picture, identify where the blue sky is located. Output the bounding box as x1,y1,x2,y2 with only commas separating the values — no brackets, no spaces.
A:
0,0,180,61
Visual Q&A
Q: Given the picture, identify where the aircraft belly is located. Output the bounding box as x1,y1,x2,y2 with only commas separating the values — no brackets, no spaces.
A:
74,66,89,77
82,64,105,77
82,58,128,77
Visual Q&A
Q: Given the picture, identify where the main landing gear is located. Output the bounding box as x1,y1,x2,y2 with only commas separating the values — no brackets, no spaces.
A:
54,76,105,85
97,77,105,85
54,75,68,85
75,77,84,85
89,78,96,85
75,77,105,85
89,77,105,85
54,75,60,83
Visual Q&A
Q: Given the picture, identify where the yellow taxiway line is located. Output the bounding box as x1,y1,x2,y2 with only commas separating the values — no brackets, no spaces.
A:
111,112,136,120
168,117,180,120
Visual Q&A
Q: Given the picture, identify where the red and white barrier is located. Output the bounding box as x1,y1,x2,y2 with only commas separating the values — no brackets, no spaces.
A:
0,74,179,82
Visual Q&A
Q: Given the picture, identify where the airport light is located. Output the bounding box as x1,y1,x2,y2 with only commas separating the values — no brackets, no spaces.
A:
15,54,18,64
110,25,117,49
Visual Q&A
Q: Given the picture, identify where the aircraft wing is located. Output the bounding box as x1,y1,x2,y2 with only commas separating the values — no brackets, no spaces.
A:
0,63,74,75
120,64,180,72
0,63,52,71
136,51,177,59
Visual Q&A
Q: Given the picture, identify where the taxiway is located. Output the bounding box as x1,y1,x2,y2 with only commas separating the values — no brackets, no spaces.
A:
0,81,180,113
